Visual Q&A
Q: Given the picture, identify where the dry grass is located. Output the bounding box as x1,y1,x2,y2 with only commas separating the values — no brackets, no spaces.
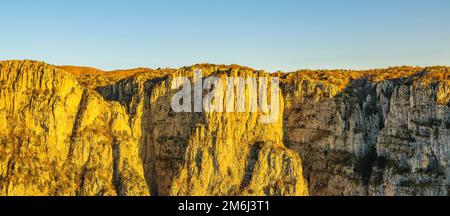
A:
58,64,449,90
280,66,449,90
58,66,175,89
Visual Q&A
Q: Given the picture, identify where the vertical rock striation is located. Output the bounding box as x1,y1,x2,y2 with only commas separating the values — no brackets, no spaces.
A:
283,68,450,195
0,60,448,196
0,61,149,195
95,66,309,196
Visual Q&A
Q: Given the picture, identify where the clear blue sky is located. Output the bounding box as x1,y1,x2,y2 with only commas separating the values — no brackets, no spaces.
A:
1,0,449,71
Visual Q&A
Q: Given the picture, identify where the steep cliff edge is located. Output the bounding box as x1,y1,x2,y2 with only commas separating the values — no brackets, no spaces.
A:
0,61,309,196
0,61,149,195
93,66,308,196
0,60,448,196
282,67,450,195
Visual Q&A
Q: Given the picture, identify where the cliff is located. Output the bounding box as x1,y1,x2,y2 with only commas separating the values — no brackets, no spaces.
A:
0,61,149,195
282,67,450,195
0,60,448,196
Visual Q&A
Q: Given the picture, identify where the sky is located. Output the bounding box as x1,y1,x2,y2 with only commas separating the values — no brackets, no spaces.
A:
1,0,450,72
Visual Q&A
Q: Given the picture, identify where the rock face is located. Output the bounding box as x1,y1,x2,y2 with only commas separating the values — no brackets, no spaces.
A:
282,68,450,196
0,61,149,195
0,60,449,196
95,67,308,196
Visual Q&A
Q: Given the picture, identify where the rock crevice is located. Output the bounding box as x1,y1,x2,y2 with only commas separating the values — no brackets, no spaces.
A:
1,60,449,196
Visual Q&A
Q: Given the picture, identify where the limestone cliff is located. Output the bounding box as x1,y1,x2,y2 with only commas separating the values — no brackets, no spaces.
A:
0,61,149,195
0,61,308,196
282,67,450,195
0,60,448,196
94,66,308,196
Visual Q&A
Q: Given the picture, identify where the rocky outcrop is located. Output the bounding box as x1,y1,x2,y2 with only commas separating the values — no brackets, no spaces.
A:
0,61,309,196
0,60,448,196
95,67,308,196
0,61,149,195
283,68,450,195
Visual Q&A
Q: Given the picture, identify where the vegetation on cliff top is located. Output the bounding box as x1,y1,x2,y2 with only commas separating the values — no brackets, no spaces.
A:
56,62,449,91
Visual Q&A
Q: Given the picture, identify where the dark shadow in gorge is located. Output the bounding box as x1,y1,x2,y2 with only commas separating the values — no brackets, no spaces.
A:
281,70,450,195
96,75,204,195
281,77,392,195
240,141,263,190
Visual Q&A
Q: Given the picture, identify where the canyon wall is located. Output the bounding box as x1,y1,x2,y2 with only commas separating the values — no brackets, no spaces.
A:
0,60,448,196
283,69,450,195
0,61,149,195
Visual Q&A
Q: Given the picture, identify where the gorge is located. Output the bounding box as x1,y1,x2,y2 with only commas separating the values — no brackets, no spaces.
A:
0,60,449,196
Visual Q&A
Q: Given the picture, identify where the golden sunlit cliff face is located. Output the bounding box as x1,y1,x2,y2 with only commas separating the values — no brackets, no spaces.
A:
0,60,449,196
0,61,149,195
